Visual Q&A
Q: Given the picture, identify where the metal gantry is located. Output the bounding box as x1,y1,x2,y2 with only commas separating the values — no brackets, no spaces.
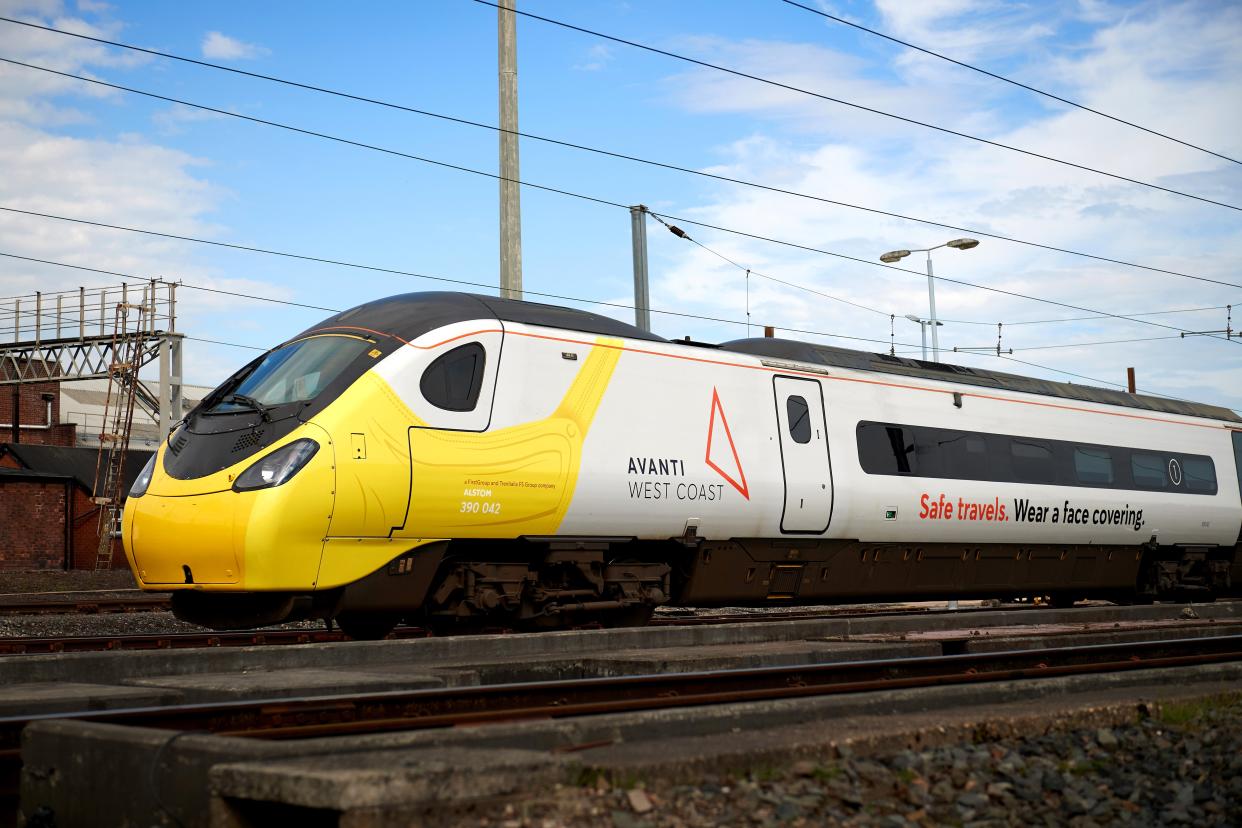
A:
0,281,184,567
0,281,183,429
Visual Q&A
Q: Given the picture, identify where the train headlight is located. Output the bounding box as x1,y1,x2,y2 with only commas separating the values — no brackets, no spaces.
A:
129,454,157,499
232,439,320,492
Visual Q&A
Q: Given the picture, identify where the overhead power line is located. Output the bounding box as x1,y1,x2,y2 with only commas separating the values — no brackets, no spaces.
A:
941,303,1241,327
7,250,1227,408
778,0,1240,167
0,21,1229,287
2,181,1237,348
992,354,1195,403
0,251,925,352
466,0,1240,212
645,210,892,319
7,60,1242,332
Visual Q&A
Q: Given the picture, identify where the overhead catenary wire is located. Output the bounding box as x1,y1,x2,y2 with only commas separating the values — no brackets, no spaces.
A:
466,0,1240,212
992,353,1196,404
2,174,1238,349
0,251,925,352
777,0,1240,167
0,66,1236,342
644,210,893,319
0,21,1235,290
5,252,1232,409
938,303,1242,327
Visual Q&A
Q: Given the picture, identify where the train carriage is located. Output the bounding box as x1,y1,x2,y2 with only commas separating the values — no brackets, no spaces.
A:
121,292,1242,638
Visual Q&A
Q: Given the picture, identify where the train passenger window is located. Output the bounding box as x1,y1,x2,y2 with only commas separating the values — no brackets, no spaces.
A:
1073,447,1114,485
1010,440,1055,483
1181,457,1217,494
786,396,811,444
856,423,917,474
1131,453,1168,489
420,343,486,411
940,432,989,479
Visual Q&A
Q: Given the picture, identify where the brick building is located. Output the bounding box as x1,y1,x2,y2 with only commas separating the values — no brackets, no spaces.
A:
0,359,78,447
0,444,153,571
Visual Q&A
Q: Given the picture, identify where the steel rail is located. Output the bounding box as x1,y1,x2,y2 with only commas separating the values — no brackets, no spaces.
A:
1,633,1239,810
0,626,434,655
0,595,170,616
4,634,1239,741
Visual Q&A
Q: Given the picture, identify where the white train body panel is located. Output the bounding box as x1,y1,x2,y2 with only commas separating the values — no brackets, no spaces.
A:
376,317,1240,549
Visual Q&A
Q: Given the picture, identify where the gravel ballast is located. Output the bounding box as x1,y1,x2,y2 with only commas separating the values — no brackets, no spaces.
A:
459,694,1242,827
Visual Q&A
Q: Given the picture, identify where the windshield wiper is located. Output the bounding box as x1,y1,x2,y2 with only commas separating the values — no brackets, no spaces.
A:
223,393,271,422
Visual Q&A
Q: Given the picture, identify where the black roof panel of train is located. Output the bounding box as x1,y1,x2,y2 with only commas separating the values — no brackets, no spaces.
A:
720,337,1242,424
300,291,664,344
298,292,1237,424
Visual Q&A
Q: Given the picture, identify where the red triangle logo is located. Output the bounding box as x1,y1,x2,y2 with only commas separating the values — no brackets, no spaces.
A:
705,387,749,500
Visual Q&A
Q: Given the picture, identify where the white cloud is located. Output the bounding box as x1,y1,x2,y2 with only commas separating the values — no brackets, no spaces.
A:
201,31,269,61
651,2,1242,412
0,4,291,390
573,43,614,72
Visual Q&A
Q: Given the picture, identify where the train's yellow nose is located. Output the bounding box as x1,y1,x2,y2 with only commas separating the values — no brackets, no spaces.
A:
124,427,336,591
126,491,243,585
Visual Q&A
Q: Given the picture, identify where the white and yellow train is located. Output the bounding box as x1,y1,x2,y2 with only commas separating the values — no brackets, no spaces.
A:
122,292,1242,638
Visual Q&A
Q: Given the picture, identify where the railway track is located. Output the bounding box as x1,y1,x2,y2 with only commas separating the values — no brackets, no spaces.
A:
0,602,1072,654
0,591,170,616
3,632,1241,810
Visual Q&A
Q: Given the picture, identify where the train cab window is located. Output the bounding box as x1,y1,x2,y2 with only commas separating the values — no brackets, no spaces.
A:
208,334,372,413
1073,447,1114,485
857,423,917,474
1011,440,1055,483
786,396,811,444
1182,457,1217,494
420,342,486,412
1131,453,1168,489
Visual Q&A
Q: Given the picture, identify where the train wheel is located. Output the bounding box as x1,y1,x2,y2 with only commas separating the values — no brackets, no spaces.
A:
336,613,399,641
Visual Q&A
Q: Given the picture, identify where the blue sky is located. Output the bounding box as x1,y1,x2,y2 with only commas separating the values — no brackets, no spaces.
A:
1,0,1240,412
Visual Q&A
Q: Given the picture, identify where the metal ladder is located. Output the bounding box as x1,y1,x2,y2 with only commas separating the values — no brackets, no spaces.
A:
92,297,150,570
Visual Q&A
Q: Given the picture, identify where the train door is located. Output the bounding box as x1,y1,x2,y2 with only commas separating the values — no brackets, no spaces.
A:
1233,431,1242,543
773,376,833,533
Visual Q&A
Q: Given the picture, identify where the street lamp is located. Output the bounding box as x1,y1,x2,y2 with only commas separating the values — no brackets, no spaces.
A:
903,314,944,362
880,238,979,362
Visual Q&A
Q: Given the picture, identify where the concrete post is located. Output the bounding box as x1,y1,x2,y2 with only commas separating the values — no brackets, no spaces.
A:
498,0,523,301
630,205,651,332
158,334,185,438
926,252,940,362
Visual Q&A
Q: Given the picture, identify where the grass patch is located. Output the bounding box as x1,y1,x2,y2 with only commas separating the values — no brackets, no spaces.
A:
1159,693,1240,727
812,764,844,782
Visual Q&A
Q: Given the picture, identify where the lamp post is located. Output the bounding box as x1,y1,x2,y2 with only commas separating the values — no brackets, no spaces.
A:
881,238,979,362
903,314,944,362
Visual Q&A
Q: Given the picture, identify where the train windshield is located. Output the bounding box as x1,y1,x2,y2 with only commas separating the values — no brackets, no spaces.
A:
208,335,371,413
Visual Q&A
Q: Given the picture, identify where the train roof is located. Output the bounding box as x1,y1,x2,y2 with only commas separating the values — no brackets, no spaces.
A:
301,291,665,345
307,292,1239,425
721,337,1242,424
